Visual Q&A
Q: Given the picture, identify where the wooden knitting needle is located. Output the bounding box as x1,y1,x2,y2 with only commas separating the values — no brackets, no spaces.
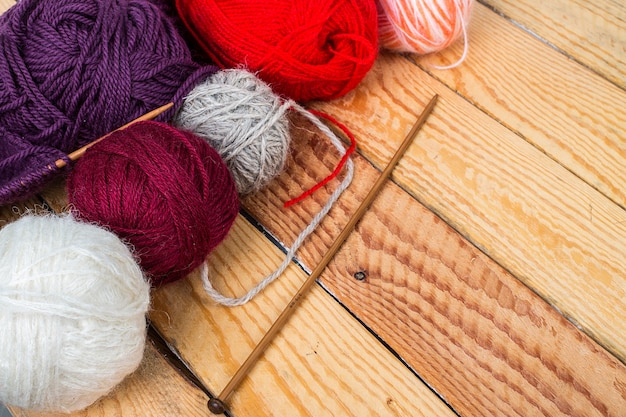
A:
54,102,174,169
207,94,439,415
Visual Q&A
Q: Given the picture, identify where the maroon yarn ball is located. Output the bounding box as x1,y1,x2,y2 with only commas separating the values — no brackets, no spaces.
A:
67,121,239,286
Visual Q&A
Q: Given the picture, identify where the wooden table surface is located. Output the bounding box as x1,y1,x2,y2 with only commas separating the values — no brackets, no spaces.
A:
2,0,625,416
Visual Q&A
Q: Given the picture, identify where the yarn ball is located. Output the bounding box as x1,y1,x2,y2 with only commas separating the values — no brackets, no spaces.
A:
0,0,218,203
0,214,150,413
67,120,239,286
173,69,291,195
175,0,379,102
376,0,473,54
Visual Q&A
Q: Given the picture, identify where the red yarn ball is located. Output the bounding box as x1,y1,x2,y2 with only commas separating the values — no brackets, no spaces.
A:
175,0,379,102
67,121,239,286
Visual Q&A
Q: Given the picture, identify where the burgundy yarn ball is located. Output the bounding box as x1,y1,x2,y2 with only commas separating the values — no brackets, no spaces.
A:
67,121,239,286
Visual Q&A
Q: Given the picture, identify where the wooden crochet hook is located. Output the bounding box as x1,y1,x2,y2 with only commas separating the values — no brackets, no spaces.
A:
54,102,174,169
207,94,439,415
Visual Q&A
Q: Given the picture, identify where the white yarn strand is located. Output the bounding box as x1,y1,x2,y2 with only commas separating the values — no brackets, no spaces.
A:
431,0,470,70
202,102,355,306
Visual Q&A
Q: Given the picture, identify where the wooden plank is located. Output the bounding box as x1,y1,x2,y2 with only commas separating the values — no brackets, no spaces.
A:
307,49,626,362
241,113,626,416
9,343,211,417
0,0,11,13
482,0,626,89
149,217,456,417
413,4,626,209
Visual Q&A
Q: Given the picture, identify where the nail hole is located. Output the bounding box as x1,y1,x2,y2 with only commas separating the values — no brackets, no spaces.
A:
353,271,367,281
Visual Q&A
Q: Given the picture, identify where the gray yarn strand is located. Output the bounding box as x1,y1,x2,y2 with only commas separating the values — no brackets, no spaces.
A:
202,102,355,306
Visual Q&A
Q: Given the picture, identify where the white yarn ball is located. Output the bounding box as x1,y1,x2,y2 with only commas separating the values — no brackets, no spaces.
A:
173,68,291,195
0,214,150,413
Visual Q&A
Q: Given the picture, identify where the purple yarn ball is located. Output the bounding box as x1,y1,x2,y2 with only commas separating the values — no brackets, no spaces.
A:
0,0,216,204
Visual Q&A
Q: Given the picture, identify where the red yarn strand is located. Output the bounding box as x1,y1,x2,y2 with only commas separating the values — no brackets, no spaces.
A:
284,109,357,208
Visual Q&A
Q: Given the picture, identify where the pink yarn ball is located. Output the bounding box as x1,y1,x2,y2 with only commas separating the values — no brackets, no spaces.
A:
376,0,473,55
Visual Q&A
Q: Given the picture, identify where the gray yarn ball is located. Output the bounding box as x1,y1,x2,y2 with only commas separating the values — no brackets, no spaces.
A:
173,69,291,195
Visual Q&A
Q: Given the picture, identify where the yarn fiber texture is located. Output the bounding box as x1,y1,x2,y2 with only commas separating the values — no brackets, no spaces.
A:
67,120,239,286
173,69,291,195
0,127,69,205
0,214,150,413
175,0,379,102
376,0,472,54
0,0,217,203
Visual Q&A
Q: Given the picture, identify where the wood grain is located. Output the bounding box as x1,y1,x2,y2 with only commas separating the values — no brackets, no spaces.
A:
149,217,456,417
482,0,626,89
308,51,626,362
8,343,211,417
413,3,626,209
242,115,626,416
